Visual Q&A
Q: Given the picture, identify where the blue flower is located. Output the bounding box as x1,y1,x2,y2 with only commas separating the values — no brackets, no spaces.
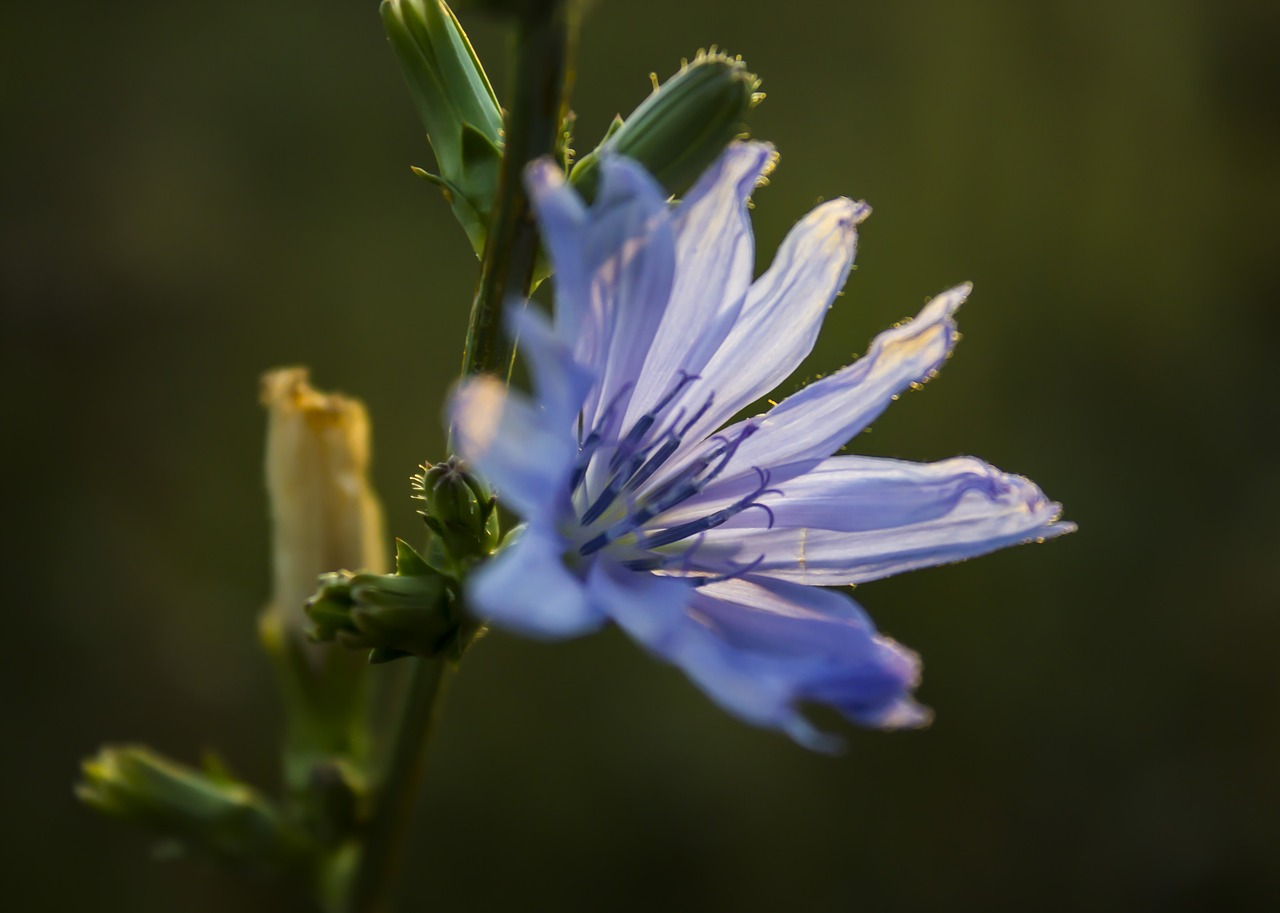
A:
450,142,1073,749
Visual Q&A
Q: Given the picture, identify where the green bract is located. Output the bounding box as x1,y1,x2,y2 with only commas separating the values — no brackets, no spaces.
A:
383,0,504,257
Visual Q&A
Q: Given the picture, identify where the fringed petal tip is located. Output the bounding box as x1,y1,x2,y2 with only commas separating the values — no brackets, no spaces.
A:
918,281,970,341
828,636,933,732
720,140,778,190
525,156,567,195
1001,470,1077,544
786,691,932,755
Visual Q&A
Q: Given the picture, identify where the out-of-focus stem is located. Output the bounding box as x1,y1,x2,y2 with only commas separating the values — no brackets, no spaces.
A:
345,4,578,912
341,658,452,913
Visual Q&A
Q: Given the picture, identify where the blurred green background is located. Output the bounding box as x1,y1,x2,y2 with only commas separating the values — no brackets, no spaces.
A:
4,0,1278,909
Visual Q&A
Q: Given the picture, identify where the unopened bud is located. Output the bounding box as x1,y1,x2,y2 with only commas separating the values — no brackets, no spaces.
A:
412,456,500,567
76,746,306,873
383,0,504,256
570,50,762,202
305,547,457,660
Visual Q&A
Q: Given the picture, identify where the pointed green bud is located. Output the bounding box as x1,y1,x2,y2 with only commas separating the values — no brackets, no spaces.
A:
383,0,504,257
569,50,762,202
76,746,307,873
305,547,458,660
411,456,500,568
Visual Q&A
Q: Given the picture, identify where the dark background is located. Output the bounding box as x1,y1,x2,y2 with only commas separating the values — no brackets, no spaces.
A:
4,0,1278,910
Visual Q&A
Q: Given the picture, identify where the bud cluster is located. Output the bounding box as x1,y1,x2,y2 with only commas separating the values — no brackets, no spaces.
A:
305,540,458,663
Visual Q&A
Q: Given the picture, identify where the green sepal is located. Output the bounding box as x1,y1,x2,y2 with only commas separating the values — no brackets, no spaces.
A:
394,537,434,577
383,0,505,257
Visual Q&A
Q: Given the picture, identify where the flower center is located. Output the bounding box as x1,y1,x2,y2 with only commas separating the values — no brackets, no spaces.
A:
567,374,778,575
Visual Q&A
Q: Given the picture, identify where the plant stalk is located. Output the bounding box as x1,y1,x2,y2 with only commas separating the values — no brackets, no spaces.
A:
342,658,452,913
344,3,577,911
461,0,577,380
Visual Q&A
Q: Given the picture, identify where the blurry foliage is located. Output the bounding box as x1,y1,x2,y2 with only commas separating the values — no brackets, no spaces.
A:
2,0,1278,910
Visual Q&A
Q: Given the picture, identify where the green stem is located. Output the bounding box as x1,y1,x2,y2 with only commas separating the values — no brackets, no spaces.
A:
343,4,578,911
343,659,452,913
461,0,577,380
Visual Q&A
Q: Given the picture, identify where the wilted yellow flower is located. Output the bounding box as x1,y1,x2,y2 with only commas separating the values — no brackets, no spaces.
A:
260,367,386,656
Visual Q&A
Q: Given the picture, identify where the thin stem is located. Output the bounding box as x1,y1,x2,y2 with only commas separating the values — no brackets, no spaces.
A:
342,4,578,911
461,0,577,379
343,659,452,913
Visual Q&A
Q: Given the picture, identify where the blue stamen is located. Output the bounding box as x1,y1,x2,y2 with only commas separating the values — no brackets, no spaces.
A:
622,392,715,495
621,556,668,572
640,467,775,549
608,372,699,474
571,381,635,491
621,430,682,493
579,531,612,556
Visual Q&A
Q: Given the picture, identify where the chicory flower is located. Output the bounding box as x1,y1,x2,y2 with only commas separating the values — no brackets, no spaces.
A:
450,142,1073,749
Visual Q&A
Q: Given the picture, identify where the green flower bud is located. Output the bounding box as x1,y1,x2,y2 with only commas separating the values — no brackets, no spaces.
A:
305,551,456,661
569,50,763,202
383,0,504,257
76,746,307,873
412,456,500,567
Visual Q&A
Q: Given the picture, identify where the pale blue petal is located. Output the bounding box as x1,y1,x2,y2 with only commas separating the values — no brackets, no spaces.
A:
524,159,591,346
506,302,593,424
669,196,869,450
620,142,774,430
712,283,969,480
664,454,1035,532
690,456,1074,585
593,564,925,750
469,524,605,639
527,156,676,437
693,576,930,733
449,376,573,519
578,158,678,434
